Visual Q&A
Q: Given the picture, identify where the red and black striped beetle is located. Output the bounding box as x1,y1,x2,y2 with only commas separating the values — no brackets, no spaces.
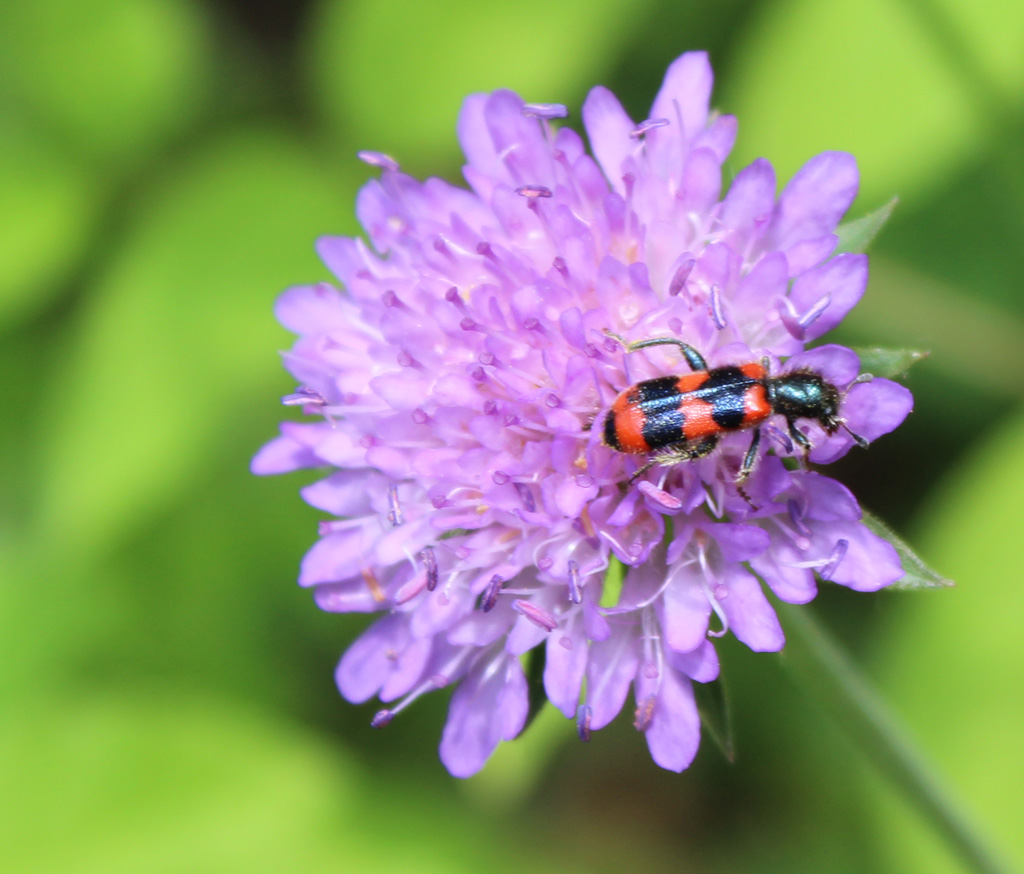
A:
601,332,868,489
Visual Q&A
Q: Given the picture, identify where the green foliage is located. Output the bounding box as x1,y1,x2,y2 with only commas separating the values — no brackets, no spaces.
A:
306,0,659,175
0,0,211,166
693,678,735,763
4,0,1024,871
836,198,898,255
852,347,929,380
869,408,1024,872
862,511,952,590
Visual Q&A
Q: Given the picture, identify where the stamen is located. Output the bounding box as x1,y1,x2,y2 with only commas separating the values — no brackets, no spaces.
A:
281,386,327,407
357,151,400,172
515,482,536,513
819,539,849,581
630,117,670,138
492,470,510,485
522,102,568,119
512,599,558,631
787,499,812,538
798,293,831,330
394,573,427,605
460,317,479,331
382,289,400,307
696,537,730,638
568,559,582,604
841,422,870,450
668,259,695,297
371,709,394,728
576,704,592,741
638,480,683,510
420,546,439,591
633,694,656,731
386,484,403,526
709,284,727,329
411,408,429,424
480,574,504,612
516,184,553,198
361,567,386,603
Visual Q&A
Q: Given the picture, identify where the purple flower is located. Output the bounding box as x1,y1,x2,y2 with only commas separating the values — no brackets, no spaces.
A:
253,52,913,776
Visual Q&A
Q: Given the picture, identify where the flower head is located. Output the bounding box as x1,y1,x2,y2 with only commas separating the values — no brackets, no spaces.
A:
253,52,913,776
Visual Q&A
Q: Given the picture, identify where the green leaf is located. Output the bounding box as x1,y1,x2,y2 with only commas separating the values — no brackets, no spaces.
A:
852,346,929,380
861,511,952,590
306,0,658,176
693,678,735,763
835,198,898,254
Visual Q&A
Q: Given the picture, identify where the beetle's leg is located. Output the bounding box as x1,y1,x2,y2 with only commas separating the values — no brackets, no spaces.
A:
627,435,720,484
737,427,762,483
627,458,658,484
605,331,708,372
788,419,812,466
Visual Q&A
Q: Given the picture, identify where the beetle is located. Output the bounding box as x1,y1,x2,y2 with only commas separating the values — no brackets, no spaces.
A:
601,332,869,490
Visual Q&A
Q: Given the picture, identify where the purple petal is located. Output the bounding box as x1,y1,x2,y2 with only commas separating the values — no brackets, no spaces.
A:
843,378,914,442
439,651,528,778
250,430,321,475
709,523,771,563
787,253,868,341
811,377,914,464
639,665,701,772
274,283,348,334
649,51,713,143
662,570,712,653
770,152,859,251
581,85,635,192
821,520,903,591
785,233,838,277
720,158,776,244
749,549,817,604
784,343,861,387
717,564,785,652
544,613,589,718
798,472,862,522
299,528,374,586
336,614,431,703
586,626,640,730
668,639,720,683
300,470,384,515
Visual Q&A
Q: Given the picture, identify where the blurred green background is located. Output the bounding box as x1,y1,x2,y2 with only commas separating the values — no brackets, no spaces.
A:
2,0,1022,871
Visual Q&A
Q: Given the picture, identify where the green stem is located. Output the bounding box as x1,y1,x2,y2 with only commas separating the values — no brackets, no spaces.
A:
778,603,1017,874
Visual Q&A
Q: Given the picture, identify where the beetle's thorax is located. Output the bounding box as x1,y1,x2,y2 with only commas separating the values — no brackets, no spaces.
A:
767,370,841,431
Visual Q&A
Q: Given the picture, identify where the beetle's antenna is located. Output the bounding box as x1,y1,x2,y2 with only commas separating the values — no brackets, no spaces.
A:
838,372,873,449
840,422,870,449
